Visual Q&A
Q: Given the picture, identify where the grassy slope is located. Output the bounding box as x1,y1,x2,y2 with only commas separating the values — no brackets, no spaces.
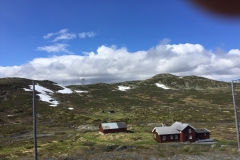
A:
0,74,240,159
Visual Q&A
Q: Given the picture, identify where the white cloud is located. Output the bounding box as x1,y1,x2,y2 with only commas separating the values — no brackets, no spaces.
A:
43,29,76,42
2,42,240,84
43,33,54,39
228,49,240,55
59,29,68,34
53,32,76,42
37,43,73,54
43,29,67,39
79,31,96,38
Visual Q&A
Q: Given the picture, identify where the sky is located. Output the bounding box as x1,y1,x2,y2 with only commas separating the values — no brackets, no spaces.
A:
1,0,240,85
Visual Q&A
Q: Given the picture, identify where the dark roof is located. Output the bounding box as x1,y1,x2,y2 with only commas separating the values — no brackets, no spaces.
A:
100,122,127,130
117,122,127,128
195,128,210,133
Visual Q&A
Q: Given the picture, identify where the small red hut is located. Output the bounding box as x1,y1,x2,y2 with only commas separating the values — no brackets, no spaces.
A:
99,122,127,134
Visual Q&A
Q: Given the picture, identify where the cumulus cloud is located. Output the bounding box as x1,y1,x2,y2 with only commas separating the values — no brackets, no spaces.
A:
79,31,96,38
37,43,73,54
1,42,240,84
43,29,76,42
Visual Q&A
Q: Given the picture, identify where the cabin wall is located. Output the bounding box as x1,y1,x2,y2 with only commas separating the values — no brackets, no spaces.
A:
153,131,161,143
99,125,104,133
159,134,180,143
180,126,196,142
100,128,127,134
196,133,210,140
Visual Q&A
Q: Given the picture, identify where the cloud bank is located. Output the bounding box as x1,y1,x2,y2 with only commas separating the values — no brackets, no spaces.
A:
1,43,240,84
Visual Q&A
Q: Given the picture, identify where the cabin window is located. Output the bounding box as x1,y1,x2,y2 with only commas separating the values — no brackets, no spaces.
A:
170,135,173,139
163,136,166,140
189,135,192,139
175,135,178,139
188,129,191,133
154,134,156,138
204,133,206,136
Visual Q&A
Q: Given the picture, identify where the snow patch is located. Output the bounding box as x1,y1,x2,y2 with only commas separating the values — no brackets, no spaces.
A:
155,83,170,89
31,85,54,93
24,84,59,107
118,86,131,91
23,88,32,91
75,90,88,93
68,107,74,110
50,101,59,107
57,86,73,94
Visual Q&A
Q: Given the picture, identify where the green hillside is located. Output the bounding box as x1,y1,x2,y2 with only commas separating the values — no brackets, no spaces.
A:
0,74,240,159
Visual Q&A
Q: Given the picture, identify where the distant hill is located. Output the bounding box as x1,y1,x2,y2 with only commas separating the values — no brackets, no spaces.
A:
0,73,239,128
143,74,230,89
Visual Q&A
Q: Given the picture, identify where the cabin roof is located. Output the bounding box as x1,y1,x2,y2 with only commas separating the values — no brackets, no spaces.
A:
152,121,199,135
152,127,180,135
100,122,126,130
195,128,210,133
171,122,196,131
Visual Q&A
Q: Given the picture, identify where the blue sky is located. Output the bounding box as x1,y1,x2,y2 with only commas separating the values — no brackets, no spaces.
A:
1,0,240,84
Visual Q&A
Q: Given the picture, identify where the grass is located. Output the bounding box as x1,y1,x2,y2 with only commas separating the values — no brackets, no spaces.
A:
1,129,240,159
1,74,240,159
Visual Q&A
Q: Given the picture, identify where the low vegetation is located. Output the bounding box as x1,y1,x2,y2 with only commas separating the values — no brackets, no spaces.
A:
0,74,240,159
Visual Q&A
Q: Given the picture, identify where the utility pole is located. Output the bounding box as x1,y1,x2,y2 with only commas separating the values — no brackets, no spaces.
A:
33,80,38,160
231,80,240,151
81,78,85,85
63,81,66,86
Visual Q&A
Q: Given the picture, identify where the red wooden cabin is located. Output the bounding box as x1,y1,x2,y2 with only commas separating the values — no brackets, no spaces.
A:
99,122,127,134
152,122,210,143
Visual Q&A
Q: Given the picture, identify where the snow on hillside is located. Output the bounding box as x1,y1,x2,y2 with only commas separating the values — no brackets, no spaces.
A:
24,84,59,107
75,90,88,93
24,88,32,91
23,84,83,108
155,83,170,89
57,86,73,94
49,101,59,107
118,86,131,91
